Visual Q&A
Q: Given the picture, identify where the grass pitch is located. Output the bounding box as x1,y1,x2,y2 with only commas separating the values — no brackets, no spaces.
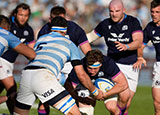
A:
0,86,154,115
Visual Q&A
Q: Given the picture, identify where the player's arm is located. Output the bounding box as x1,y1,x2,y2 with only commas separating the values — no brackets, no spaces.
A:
27,40,36,49
71,60,104,100
87,30,100,43
104,72,128,98
115,31,143,51
133,44,147,69
13,43,36,60
79,42,92,55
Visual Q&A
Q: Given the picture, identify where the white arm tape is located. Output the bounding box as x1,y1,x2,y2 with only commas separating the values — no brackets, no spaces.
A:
87,30,100,43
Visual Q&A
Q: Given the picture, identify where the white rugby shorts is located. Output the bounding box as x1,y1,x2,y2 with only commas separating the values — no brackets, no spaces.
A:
0,57,14,80
152,62,160,88
16,69,66,105
116,63,139,92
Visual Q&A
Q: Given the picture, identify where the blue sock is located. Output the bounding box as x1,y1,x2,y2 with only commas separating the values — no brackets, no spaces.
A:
38,109,47,115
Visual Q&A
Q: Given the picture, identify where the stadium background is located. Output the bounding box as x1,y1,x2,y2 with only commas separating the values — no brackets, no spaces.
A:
0,0,154,86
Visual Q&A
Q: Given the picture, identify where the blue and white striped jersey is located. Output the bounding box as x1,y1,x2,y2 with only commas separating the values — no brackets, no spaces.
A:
29,32,81,77
0,27,21,56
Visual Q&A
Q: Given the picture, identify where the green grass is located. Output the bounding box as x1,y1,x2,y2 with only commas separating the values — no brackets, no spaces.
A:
0,86,154,115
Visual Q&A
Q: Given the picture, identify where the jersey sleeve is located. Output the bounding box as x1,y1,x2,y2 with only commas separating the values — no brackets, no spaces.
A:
25,26,35,44
131,17,142,33
143,24,150,45
67,21,89,46
8,32,21,48
94,21,105,37
103,56,121,80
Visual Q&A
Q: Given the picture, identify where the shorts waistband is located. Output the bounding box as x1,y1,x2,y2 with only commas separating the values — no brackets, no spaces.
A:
24,66,45,70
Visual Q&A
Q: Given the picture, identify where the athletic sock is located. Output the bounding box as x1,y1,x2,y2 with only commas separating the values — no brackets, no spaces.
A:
123,112,128,115
117,104,127,115
38,109,47,115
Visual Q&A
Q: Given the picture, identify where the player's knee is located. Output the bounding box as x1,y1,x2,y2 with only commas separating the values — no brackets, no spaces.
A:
106,104,117,114
79,106,94,115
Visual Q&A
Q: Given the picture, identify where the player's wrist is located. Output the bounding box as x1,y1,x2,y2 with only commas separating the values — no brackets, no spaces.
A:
91,88,99,96
125,44,129,50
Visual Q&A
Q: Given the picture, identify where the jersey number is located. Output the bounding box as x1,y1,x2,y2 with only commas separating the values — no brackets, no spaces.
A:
36,42,47,51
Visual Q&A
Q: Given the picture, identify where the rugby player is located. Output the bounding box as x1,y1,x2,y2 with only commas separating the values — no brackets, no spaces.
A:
0,15,35,103
64,49,129,115
87,0,143,114
37,6,92,115
135,1,160,115
0,3,35,114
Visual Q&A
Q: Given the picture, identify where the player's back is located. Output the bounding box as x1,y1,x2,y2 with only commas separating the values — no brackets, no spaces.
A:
29,32,76,77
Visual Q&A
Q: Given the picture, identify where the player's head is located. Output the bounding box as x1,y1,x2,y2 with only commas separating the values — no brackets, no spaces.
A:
50,6,66,22
11,3,31,27
86,49,103,76
50,16,68,36
109,0,125,23
151,0,160,25
0,15,10,30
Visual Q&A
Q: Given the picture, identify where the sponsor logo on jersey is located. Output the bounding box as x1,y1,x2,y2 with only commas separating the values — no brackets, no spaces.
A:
108,33,129,42
24,30,29,36
42,89,55,98
20,38,26,43
153,36,160,44
122,25,128,30
152,30,155,35
108,25,112,29
13,30,16,34
98,71,104,77
155,80,160,86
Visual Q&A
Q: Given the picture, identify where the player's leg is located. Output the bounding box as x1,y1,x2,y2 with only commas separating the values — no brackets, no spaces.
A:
152,62,160,115
152,88,160,115
104,96,119,115
38,101,50,115
14,69,37,115
1,77,17,114
0,58,16,114
117,88,130,115
116,63,138,115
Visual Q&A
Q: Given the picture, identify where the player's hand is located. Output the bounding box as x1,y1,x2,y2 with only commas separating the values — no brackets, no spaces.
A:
133,57,147,70
94,89,104,100
115,41,128,51
0,96,8,104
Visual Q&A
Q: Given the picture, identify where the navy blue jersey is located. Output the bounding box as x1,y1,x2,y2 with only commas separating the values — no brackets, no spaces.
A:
1,16,34,63
95,14,142,64
68,55,121,85
37,21,88,46
143,21,160,61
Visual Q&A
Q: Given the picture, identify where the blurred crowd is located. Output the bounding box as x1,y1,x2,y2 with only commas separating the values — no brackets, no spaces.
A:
0,0,152,38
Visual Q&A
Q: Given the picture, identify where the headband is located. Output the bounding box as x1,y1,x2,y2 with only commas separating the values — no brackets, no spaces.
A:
51,26,67,33
87,62,102,68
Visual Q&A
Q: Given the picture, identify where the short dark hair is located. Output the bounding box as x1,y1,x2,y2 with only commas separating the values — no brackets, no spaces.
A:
86,49,104,65
11,3,31,17
51,16,67,28
0,15,10,29
151,0,160,9
50,6,66,18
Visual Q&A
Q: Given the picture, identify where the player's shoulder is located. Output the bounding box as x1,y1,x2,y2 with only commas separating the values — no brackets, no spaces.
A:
126,15,139,22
